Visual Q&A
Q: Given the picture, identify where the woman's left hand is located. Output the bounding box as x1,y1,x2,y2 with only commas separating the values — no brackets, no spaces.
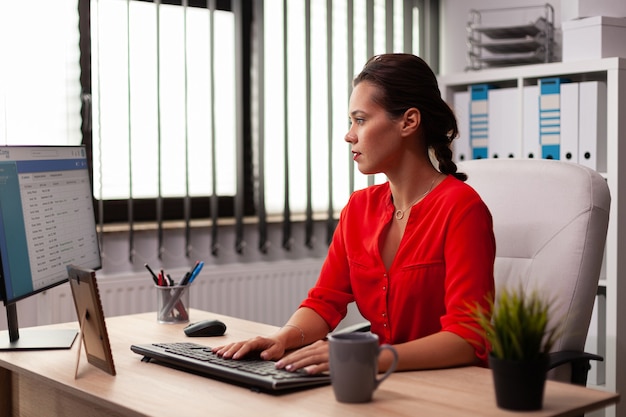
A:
275,339,329,374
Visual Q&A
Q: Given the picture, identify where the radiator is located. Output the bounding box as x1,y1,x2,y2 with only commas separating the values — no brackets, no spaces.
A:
34,258,325,328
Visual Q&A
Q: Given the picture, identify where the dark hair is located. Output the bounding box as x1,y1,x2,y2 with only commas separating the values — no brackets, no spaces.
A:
353,53,467,181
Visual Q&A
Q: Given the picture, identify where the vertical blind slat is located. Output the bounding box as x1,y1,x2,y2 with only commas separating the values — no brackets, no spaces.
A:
234,0,245,254
326,0,335,245
366,0,374,188
95,0,105,255
424,0,432,67
125,0,135,262
183,0,192,258
347,0,355,194
386,0,393,52
92,0,103,254
256,0,269,254
156,0,165,260
304,0,314,249
281,0,292,251
208,0,220,256
414,0,426,62
366,0,374,57
403,0,413,53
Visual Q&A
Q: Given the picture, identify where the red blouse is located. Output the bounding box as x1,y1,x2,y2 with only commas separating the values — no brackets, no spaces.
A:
300,175,496,363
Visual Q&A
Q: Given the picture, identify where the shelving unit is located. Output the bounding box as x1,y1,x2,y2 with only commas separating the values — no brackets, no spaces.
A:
466,4,555,70
438,57,626,417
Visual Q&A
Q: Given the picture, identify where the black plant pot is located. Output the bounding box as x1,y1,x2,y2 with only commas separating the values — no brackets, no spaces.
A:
489,353,549,411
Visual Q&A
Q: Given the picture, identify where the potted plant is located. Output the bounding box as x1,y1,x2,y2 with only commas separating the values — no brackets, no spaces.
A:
468,286,561,411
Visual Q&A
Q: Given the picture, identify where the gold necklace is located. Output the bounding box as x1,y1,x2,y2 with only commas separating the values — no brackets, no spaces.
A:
394,174,438,221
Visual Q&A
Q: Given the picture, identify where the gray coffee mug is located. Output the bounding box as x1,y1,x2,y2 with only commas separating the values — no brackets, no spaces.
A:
327,332,398,403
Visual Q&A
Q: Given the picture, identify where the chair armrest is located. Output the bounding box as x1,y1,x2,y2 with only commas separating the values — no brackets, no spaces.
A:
333,328,601,385
548,350,603,386
331,321,371,335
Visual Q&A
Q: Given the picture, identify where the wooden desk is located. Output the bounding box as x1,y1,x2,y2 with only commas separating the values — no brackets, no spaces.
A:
0,310,620,417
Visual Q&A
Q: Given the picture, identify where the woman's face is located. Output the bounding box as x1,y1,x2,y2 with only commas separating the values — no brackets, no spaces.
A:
345,81,404,175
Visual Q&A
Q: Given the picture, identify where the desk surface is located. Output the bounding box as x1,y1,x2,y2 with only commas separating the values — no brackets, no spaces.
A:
0,309,620,417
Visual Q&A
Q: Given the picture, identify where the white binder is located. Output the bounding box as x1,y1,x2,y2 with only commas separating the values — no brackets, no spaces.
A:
522,85,540,159
488,87,519,159
578,81,607,171
560,82,579,163
452,90,471,162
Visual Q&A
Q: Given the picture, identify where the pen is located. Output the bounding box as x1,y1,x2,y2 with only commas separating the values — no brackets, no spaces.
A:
187,261,204,285
161,261,203,317
191,261,204,274
180,261,199,286
145,264,159,285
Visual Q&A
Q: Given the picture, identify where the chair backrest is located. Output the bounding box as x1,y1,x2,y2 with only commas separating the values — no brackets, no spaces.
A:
458,159,610,371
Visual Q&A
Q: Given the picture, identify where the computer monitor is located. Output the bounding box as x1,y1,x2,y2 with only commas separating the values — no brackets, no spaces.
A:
0,145,101,350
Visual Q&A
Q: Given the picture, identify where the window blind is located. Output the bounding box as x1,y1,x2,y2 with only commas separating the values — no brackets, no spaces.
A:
255,0,422,251
89,0,427,258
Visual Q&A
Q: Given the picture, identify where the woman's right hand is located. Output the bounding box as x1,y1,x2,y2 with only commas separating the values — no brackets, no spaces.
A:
212,336,286,361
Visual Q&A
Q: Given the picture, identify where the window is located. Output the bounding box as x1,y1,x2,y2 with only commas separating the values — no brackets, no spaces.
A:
3,0,438,240
259,0,424,219
0,1,82,147
91,1,236,199
89,0,243,223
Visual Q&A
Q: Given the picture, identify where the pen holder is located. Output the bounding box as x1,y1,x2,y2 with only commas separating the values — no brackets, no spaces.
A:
156,285,190,324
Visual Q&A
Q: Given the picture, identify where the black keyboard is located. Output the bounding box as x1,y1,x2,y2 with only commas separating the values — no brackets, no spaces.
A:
130,342,331,393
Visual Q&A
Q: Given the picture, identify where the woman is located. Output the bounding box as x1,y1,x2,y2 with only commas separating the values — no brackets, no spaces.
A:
213,53,495,374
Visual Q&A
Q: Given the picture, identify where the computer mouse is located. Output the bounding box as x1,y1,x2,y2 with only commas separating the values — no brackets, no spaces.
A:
184,319,227,337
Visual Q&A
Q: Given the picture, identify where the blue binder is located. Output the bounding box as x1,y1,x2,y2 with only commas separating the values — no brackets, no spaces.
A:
539,78,563,160
469,84,490,159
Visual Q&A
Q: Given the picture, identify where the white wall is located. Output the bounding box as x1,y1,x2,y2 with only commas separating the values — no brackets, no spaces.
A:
439,0,564,75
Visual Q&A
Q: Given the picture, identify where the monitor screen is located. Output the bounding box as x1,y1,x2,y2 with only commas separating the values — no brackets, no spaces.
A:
0,145,101,349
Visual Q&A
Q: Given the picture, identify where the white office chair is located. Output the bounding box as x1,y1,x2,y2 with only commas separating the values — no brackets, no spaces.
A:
459,158,611,385
339,158,610,385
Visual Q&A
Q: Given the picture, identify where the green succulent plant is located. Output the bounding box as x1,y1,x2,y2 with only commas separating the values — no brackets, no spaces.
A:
469,286,561,361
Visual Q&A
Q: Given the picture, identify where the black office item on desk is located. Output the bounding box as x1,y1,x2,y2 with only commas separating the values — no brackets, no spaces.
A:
130,342,331,393
0,145,101,350
184,319,227,337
